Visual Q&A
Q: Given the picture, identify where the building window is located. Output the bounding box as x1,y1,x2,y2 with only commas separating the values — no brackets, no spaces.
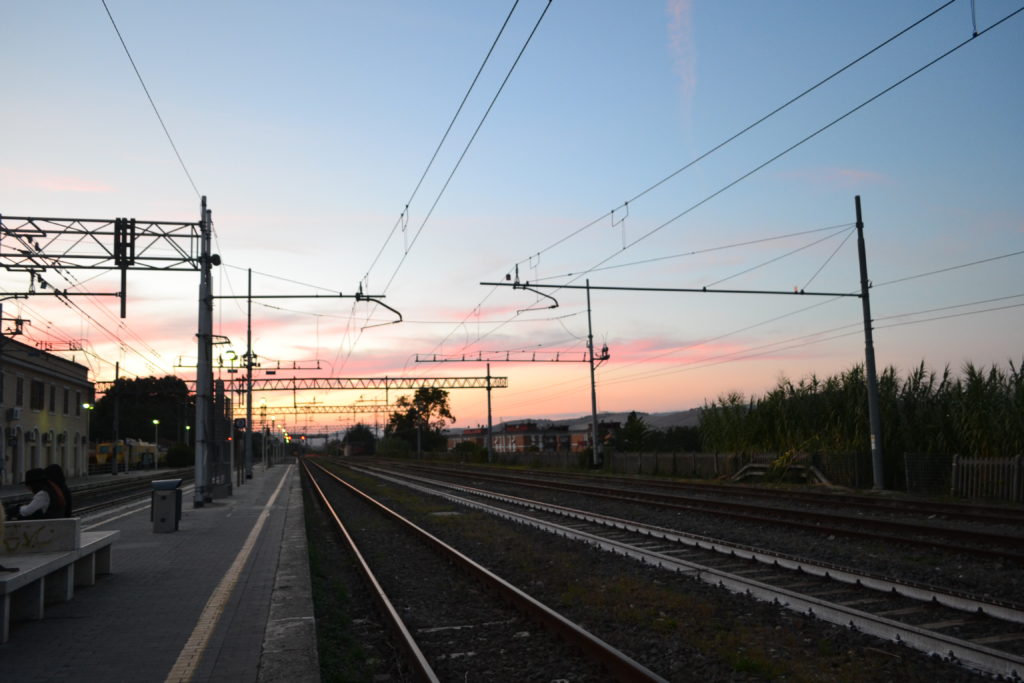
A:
16,377,24,407
30,380,44,411
49,384,57,413
63,387,70,414
76,391,82,416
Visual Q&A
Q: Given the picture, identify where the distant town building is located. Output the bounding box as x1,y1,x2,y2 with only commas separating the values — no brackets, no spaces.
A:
0,336,93,484
447,420,620,454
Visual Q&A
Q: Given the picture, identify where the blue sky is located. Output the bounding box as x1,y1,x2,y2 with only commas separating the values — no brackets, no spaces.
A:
2,1,1021,433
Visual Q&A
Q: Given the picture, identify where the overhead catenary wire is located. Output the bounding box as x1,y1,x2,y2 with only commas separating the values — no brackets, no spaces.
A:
498,291,1024,411
548,4,1024,296
378,0,555,295
484,254,1024,407
705,227,855,289
508,0,961,272
100,0,200,198
529,223,855,283
437,2,1019,364
335,2,553,377
362,0,523,283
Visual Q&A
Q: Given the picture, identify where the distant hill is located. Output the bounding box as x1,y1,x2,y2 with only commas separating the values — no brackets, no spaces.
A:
550,408,701,431
450,408,702,434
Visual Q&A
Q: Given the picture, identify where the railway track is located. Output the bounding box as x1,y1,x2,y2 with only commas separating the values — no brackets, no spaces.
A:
1,468,194,515
389,462,1024,563
302,458,669,681
354,462,1024,679
464,464,1024,527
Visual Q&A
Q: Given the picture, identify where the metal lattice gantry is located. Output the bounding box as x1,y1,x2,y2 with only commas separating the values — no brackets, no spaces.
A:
256,403,391,416
0,214,202,272
0,213,204,318
2,199,216,508
95,375,509,393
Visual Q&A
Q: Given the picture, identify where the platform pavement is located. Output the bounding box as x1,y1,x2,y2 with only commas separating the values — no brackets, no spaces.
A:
0,462,320,682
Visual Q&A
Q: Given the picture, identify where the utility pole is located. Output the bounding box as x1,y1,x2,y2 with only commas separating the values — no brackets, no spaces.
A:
113,362,121,475
194,197,213,506
481,196,883,484
586,280,601,468
244,268,254,479
0,303,5,484
856,196,884,489
486,363,493,463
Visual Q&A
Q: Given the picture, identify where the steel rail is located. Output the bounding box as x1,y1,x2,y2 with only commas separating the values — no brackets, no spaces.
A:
356,463,1024,679
301,460,439,682
516,467,1024,526
395,463,1024,561
307,460,668,682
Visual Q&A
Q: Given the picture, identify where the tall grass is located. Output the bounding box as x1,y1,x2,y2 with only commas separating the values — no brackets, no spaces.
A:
701,360,1024,461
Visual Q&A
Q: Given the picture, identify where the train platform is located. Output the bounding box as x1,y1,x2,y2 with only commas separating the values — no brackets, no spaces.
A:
0,462,319,682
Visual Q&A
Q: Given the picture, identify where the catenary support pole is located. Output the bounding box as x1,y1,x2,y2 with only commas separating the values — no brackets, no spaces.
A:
856,196,885,489
113,362,120,474
587,280,601,467
244,268,253,479
486,363,493,463
194,197,212,506
0,304,5,484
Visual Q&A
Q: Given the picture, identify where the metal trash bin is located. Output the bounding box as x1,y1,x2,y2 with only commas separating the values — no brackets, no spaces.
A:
151,478,183,533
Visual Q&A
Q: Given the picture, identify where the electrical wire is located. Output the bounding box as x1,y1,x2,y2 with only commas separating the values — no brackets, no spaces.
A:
100,0,200,198
437,3,1021,364
529,223,855,283
874,248,1024,288
363,0,523,283
223,263,342,294
555,4,1024,294
508,0,961,272
705,227,854,288
378,0,554,295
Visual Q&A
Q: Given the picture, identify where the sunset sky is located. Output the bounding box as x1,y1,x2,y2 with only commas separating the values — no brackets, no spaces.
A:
2,1,1021,436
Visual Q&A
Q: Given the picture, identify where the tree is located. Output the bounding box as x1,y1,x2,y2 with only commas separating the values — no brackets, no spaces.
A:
342,423,376,455
92,376,193,444
615,411,650,452
385,388,454,452
646,425,703,453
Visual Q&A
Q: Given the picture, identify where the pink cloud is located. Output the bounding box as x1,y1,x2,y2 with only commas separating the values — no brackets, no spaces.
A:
0,168,113,193
666,0,696,105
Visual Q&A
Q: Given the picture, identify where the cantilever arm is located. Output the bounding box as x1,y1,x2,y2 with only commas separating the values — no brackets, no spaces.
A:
511,282,559,313
356,291,403,329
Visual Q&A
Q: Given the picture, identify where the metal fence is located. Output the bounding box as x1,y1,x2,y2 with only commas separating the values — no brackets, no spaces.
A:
951,454,1022,502
428,447,1024,503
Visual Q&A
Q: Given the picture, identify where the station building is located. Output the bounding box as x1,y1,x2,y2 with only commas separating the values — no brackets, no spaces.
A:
0,336,93,484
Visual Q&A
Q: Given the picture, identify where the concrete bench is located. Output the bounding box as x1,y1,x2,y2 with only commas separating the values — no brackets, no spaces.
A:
0,519,119,642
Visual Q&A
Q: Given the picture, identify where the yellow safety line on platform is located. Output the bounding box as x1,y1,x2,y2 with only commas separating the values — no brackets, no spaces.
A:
164,466,293,683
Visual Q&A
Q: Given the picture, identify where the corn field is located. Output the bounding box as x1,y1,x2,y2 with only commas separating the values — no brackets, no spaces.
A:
701,361,1024,483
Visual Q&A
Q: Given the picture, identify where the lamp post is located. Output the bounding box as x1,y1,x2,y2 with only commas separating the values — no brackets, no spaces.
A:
269,417,276,467
82,403,95,475
152,419,160,470
185,424,191,447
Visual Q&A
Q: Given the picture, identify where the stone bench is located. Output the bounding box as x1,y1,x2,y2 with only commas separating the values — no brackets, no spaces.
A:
0,518,119,642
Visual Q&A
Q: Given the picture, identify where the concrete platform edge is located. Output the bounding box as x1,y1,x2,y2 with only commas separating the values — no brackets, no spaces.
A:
258,467,320,682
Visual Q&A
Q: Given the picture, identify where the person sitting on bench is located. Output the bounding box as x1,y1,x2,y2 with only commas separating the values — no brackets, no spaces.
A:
13,468,64,520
